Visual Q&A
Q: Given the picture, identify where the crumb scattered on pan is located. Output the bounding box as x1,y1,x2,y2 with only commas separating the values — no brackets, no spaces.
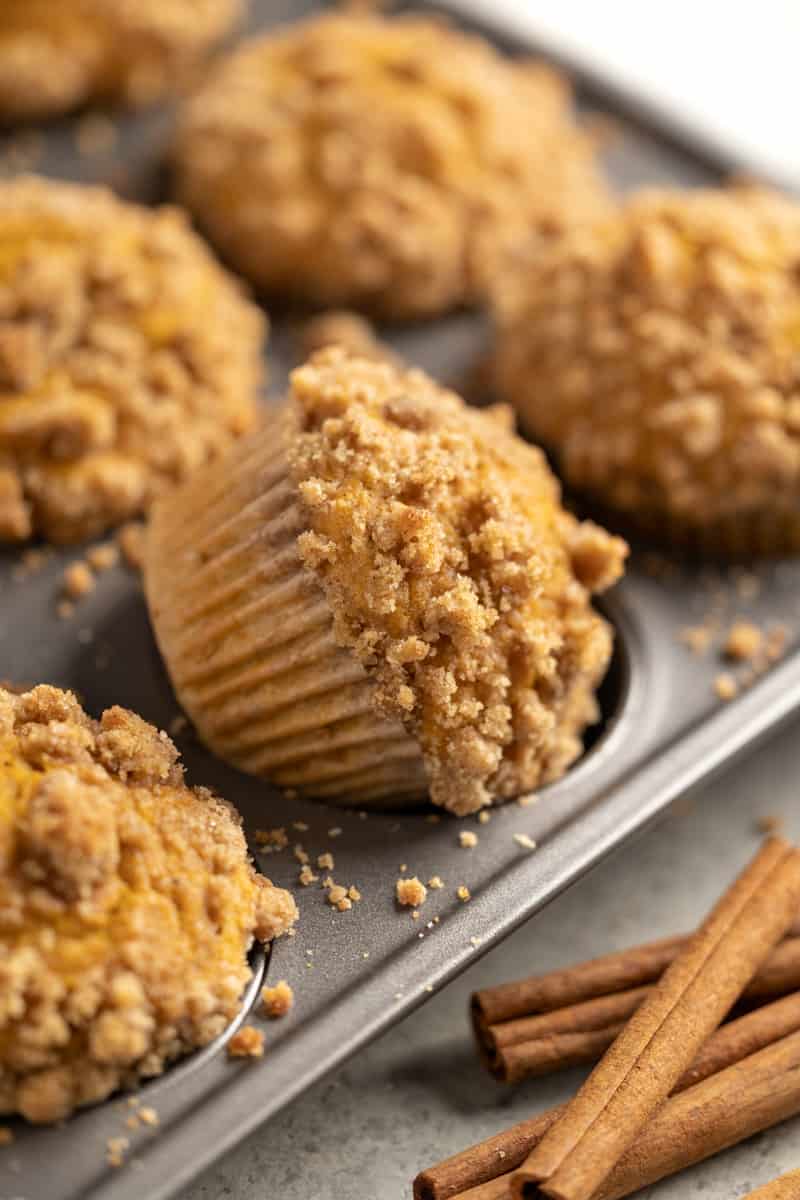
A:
139,1105,159,1127
62,560,95,599
317,851,334,870
86,541,120,572
428,875,444,890
56,599,75,620
724,620,764,662
348,885,361,902
478,810,491,824
517,793,539,807
326,883,352,911
513,832,537,850
396,877,427,908
292,821,309,832
106,1137,130,1168
298,864,318,886
227,1026,265,1059
11,547,51,580
714,672,739,701
457,885,471,902
294,843,309,864
459,830,478,848
0,1126,13,1145
328,827,342,838
255,827,288,852
261,980,294,1019
470,936,482,948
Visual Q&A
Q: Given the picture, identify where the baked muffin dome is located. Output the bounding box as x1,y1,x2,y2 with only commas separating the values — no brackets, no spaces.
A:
173,11,610,319
0,685,296,1124
0,176,265,544
491,186,800,555
0,0,243,121
146,349,627,815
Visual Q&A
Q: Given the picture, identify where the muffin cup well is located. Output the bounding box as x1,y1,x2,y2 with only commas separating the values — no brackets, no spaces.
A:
145,423,428,809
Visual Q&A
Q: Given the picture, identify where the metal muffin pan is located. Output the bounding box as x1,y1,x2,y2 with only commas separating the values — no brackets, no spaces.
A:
2,3,800,1198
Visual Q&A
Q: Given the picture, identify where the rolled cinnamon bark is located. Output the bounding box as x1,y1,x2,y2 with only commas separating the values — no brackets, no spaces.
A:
493,1026,625,1084
511,838,800,1200
742,1168,800,1199
416,990,800,1200
447,1029,800,1200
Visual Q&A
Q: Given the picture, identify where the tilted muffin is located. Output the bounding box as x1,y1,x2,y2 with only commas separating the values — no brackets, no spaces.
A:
0,0,243,121
173,11,610,319
491,186,800,555
145,349,627,815
0,176,265,544
0,685,297,1124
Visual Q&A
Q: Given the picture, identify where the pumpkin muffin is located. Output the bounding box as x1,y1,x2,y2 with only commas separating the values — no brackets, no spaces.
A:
0,176,265,545
491,186,800,555
172,11,610,319
0,684,296,1124
145,348,627,815
0,0,243,121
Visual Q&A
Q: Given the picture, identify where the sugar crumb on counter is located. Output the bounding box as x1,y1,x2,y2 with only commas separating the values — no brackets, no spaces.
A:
227,1027,265,1059
459,831,478,848
457,885,471,902
396,877,427,908
261,980,294,1019
428,875,444,890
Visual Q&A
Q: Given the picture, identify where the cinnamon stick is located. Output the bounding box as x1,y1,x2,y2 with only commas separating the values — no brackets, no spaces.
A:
485,946,800,1084
473,930,800,1036
743,1168,800,1199
510,837,800,1200
455,1028,800,1200
415,990,800,1200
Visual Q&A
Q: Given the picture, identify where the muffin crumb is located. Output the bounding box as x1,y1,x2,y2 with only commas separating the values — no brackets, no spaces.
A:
106,1137,130,1168
427,875,444,890
0,1127,13,1145
261,980,294,1019
459,831,478,849
513,832,538,851
457,885,471,902
62,561,95,599
396,877,427,908
724,621,764,662
227,1027,265,1059
87,542,120,572
714,672,739,701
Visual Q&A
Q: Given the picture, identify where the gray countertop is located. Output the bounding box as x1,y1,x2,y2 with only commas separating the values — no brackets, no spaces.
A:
181,716,800,1200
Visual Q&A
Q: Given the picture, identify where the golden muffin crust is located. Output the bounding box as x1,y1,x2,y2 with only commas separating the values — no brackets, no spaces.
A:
173,12,610,319
0,684,296,1124
491,186,800,555
0,176,264,544
287,349,627,814
0,0,243,120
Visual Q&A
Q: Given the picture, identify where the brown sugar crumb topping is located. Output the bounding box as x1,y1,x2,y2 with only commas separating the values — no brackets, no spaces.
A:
61,560,95,600
226,1026,265,1059
0,176,263,545
396,877,427,908
261,980,294,1019
175,12,608,319
491,185,800,549
0,684,296,1124
289,349,626,814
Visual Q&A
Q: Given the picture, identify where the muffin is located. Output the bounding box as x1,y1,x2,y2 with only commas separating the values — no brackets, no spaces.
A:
0,0,243,121
491,185,800,556
0,684,297,1124
145,349,627,815
0,176,265,544
173,11,610,319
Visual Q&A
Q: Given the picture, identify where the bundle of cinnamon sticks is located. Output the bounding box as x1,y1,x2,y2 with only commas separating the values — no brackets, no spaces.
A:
414,838,800,1200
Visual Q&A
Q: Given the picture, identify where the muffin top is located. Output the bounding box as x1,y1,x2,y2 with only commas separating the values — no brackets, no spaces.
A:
0,176,264,544
491,186,800,543
174,11,609,318
0,684,296,1123
0,0,243,118
287,349,627,814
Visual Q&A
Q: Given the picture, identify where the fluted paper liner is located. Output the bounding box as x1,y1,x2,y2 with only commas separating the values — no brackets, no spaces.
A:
145,424,427,808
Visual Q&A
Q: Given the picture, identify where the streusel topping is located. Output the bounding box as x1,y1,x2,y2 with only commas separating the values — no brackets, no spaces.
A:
174,11,609,318
0,177,264,544
491,186,800,548
0,0,242,119
288,349,626,814
0,685,296,1123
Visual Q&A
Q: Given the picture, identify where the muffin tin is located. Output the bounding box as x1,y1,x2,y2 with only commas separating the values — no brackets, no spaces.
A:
1,3,800,1198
